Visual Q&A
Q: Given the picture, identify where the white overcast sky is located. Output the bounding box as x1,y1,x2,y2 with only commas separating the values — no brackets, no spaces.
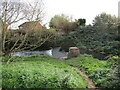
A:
43,0,119,25
2,0,119,28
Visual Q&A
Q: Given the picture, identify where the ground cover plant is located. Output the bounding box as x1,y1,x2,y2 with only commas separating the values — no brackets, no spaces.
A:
2,55,87,88
64,54,119,88
2,54,119,88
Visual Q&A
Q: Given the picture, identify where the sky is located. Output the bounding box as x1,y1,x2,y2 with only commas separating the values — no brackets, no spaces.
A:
1,0,119,28
43,0,119,26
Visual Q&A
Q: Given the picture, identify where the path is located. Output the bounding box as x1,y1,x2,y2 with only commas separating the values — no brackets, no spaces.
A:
73,66,97,88
52,47,97,88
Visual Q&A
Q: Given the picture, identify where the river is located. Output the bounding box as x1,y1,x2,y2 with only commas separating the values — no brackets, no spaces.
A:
10,47,107,60
10,47,67,58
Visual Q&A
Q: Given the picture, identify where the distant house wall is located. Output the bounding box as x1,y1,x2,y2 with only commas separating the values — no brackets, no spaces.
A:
33,22,42,30
18,21,42,31
11,21,43,37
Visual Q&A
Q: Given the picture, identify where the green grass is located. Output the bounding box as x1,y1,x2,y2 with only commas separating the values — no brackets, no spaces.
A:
1,55,56,62
2,55,87,88
64,54,119,88
2,54,119,88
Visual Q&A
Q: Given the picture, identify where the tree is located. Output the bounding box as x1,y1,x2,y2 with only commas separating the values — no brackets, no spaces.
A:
77,18,86,26
49,14,76,33
0,0,44,27
0,0,55,56
22,0,45,22
92,13,118,33
49,14,69,28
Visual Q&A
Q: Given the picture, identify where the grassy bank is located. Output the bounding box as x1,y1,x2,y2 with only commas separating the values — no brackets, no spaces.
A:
64,54,119,88
2,55,87,88
2,54,119,88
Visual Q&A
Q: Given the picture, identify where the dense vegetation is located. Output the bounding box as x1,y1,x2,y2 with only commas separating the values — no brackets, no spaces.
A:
55,27,119,55
53,13,119,56
2,55,87,88
1,12,119,88
2,29,56,56
1,0,119,88
64,54,119,88
2,13,119,56
2,54,119,88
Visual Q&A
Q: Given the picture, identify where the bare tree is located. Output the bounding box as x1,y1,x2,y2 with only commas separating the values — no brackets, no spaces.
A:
0,0,55,56
0,0,27,55
0,0,25,27
0,0,45,27
23,0,45,22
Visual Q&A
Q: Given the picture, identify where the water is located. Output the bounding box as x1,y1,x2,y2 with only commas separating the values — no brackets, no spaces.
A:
10,49,53,57
10,47,67,58
10,47,107,60
52,47,67,58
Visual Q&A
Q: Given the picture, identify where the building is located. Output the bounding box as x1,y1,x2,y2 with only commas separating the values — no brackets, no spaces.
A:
11,21,43,37
18,21,42,31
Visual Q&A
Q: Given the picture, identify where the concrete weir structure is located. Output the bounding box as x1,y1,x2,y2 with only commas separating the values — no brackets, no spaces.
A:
68,47,80,58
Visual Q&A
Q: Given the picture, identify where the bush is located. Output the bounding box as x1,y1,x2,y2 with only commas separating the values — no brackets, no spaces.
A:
54,34,77,51
3,29,57,56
